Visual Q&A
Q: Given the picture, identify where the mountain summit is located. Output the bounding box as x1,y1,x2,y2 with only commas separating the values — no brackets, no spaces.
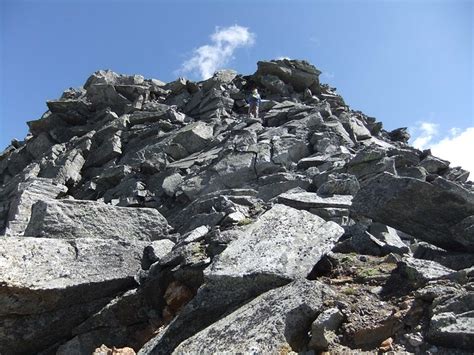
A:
0,59,473,354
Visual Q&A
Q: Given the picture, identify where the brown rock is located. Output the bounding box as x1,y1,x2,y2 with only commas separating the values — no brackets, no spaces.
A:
379,337,393,352
92,344,136,355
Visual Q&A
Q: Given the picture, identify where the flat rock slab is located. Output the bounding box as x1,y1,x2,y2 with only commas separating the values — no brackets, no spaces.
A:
352,172,474,252
277,190,352,210
172,280,335,354
206,203,344,281
0,237,147,316
139,204,344,354
24,199,170,241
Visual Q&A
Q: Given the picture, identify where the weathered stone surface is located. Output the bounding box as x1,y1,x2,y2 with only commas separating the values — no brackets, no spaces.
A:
0,237,147,354
56,289,151,354
316,173,360,196
397,257,457,286
172,280,335,354
3,177,67,236
368,223,410,255
172,122,213,154
413,241,474,271
277,189,352,210
24,199,170,241
352,172,474,252
255,59,321,92
139,204,343,354
308,307,344,350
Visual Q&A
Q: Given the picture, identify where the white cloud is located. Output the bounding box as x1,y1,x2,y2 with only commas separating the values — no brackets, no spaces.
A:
431,127,474,176
410,122,474,178
411,121,439,149
180,25,255,80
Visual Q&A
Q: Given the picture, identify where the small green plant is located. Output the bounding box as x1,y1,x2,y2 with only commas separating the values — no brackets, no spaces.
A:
357,267,380,279
342,286,357,295
237,218,253,226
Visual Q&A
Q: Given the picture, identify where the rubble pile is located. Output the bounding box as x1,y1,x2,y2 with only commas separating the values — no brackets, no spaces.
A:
0,59,472,354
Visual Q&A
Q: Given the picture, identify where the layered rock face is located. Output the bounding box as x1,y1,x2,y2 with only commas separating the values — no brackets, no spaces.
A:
0,59,473,354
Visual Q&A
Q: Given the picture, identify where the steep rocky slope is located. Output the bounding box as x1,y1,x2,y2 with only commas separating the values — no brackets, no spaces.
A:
0,59,473,354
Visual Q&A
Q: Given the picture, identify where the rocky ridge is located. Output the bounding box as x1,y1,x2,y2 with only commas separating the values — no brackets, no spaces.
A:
0,59,473,354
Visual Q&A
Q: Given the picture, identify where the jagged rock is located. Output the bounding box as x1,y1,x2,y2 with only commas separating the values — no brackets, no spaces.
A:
26,132,55,159
425,285,474,350
308,307,344,350
56,290,150,354
397,257,458,286
3,177,67,236
141,239,176,270
171,280,335,354
24,199,170,241
257,173,311,201
418,154,450,174
339,112,372,141
255,59,321,92
412,242,474,271
316,173,360,196
388,127,410,142
277,189,352,210
172,122,213,154
352,172,474,252
368,223,410,255
86,131,122,167
140,204,343,354
0,237,147,354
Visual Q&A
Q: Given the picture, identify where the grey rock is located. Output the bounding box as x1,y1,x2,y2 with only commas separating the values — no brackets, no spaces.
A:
277,189,352,210
56,289,150,354
419,154,450,174
3,178,67,236
0,237,147,353
26,132,55,159
427,289,474,350
369,223,410,255
257,174,311,201
398,257,457,286
308,307,344,350
206,203,343,282
141,204,343,354
85,131,122,167
413,242,474,271
171,280,335,354
172,122,214,154
388,127,411,143
142,239,176,270
317,173,360,196
210,152,257,188
24,199,170,241
339,112,372,141
260,74,291,96
255,59,321,92
352,172,474,251
162,173,183,197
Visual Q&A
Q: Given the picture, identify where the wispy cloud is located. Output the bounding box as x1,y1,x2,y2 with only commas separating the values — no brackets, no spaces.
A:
410,121,474,178
430,127,474,176
180,25,255,80
411,121,439,149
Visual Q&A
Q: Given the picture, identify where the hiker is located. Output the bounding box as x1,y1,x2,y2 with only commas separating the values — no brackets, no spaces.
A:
247,88,261,118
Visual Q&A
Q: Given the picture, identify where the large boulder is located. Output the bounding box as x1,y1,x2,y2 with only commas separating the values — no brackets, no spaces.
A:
171,280,335,354
24,199,170,241
172,122,214,154
255,59,321,92
140,204,344,354
352,172,474,252
2,177,67,236
0,237,147,354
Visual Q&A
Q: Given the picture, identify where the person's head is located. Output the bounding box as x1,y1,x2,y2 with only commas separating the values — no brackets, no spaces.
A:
252,88,258,93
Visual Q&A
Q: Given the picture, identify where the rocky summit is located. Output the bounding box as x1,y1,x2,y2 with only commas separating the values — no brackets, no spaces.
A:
0,59,473,354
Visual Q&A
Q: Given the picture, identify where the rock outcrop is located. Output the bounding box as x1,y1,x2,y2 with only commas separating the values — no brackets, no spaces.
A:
0,58,472,354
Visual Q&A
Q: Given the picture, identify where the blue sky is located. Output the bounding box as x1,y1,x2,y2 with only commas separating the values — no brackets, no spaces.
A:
1,0,473,172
